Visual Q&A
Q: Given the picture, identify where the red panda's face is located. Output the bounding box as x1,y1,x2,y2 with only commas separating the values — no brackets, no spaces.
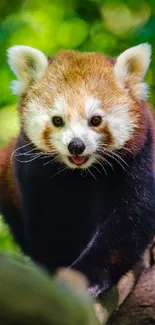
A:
8,45,151,169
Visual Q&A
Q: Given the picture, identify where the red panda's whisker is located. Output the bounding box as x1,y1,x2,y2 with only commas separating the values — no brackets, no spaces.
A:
91,164,102,177
97,146,128,169
10,142,32,164
95,153,114,171
14,154,43,164
50,166,69,179
39,151,58,159
43,155,59,166
102,151,127,172
15,151,42,157
103,148,129,167
43,159,54,166
88,168,97,180
15,147,39,155
94,156,108,176
39,154,52,160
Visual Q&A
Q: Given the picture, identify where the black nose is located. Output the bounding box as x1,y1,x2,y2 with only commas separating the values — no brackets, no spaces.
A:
68,137,85,155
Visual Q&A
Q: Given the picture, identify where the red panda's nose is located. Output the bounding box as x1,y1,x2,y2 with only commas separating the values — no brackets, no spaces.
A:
68,138,85,155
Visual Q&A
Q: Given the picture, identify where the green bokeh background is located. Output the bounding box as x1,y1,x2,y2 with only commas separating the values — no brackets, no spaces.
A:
0,0,155,254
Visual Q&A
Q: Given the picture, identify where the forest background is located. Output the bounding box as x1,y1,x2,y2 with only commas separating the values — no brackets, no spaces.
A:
0,0,155,253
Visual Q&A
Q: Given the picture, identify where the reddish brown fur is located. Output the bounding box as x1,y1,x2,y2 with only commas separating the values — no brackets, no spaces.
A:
0,140,20,208
22,51,130,118
0,50,155,214
110,249,123,264
98,123,115,147
17,50,149,152
42,122,53,151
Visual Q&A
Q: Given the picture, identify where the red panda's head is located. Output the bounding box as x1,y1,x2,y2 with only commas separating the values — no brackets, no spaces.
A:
7,44,151,169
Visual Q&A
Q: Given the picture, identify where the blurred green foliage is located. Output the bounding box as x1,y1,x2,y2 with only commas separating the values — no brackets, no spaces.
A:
0,0,155,253
0,217,20,253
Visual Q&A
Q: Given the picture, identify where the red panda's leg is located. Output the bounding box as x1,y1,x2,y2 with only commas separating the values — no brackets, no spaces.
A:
0,140,29,255
70,205,155,297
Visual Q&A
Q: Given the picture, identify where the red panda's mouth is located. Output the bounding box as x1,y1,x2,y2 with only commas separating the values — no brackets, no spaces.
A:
69,155,89,166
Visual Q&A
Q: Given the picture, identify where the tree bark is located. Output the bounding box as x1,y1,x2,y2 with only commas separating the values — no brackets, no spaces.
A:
106,240,155,325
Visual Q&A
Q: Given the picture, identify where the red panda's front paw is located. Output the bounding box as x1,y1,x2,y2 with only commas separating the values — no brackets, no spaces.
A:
88,283,104,298
87,271,112,297
70,262,111,297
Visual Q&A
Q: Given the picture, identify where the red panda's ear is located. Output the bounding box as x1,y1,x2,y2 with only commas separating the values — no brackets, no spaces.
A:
113,43,151,100
7,46,48,96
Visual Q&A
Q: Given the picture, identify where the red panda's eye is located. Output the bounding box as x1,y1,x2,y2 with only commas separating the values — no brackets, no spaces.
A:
90,116,102,127
52,116,64,127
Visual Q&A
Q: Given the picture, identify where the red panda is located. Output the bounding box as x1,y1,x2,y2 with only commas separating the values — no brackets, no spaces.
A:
0,44,155,298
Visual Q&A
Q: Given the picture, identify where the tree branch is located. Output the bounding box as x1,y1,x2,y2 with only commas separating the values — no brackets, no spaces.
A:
105,239,155,324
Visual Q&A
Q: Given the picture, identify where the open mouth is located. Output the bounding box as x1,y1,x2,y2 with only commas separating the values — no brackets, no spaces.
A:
69,155,89,166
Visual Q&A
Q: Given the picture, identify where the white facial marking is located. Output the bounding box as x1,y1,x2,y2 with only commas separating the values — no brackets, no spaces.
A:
24,101,49,150
47,95,103,168
106,105,135,148
62,130,73,146
52,95,102,152
24,95,136,169
53,97,68,116
85,95,104,119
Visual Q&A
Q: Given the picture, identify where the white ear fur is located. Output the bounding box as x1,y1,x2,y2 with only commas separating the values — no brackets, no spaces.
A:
7,45,48,95
114,43,151,100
